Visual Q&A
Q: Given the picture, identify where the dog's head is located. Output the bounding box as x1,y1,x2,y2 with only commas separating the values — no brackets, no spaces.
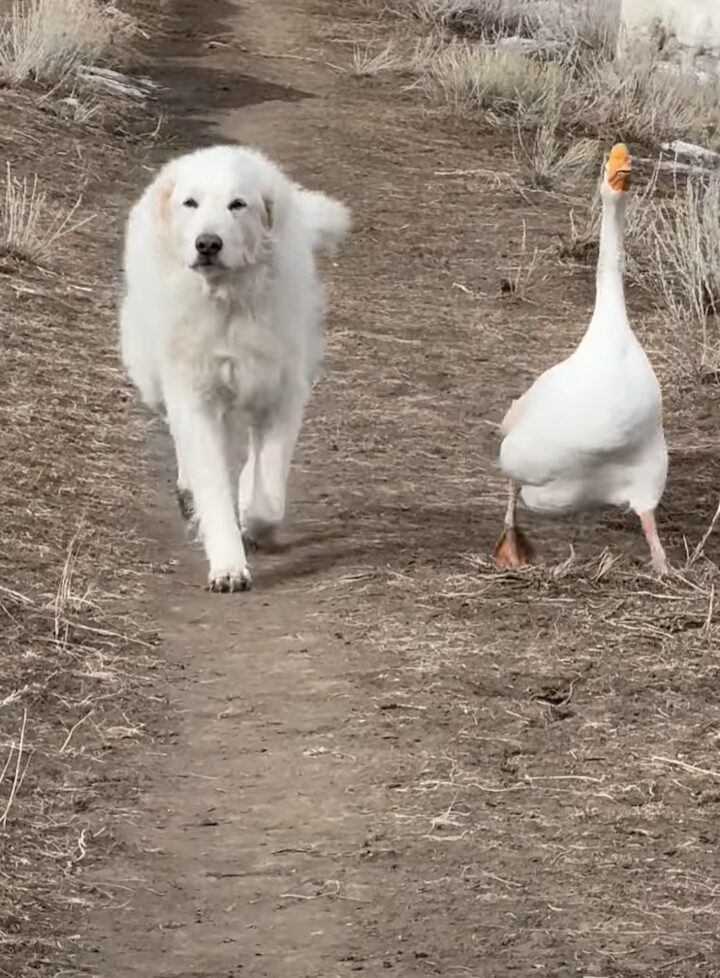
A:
152,145,284,278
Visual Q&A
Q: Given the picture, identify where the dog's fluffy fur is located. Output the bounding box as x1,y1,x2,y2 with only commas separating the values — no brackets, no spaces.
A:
119,144,350,591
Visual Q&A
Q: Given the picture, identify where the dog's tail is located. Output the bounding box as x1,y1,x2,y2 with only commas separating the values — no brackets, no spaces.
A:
296,189,351,254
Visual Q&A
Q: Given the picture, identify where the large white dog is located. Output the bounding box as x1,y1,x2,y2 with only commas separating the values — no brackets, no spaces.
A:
119,144,350,591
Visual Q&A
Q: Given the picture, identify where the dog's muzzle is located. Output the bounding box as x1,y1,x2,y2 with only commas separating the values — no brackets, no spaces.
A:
193,233,223,268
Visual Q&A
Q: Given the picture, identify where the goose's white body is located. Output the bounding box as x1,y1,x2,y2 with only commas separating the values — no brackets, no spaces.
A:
499,166,667,521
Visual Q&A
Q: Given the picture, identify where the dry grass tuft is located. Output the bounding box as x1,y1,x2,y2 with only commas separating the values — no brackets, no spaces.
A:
351,41,402,77
567,0,618,60
516,119,600,190
417,40,570,125
409,0,531,40
0,163,90,265
643,173,720,375
0,0,135,87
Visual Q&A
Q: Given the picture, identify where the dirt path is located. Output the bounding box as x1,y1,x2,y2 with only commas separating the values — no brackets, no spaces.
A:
80,1,720,976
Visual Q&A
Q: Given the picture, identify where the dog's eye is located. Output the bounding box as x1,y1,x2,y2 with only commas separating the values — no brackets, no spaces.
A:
228,198,247,211
182,197,198,209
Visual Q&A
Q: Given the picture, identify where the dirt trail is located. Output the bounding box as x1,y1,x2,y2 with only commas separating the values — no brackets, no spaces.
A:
86,3,467,974
80,1,720,976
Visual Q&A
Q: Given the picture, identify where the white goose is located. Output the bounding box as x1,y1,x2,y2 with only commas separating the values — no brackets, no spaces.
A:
494,143,669,576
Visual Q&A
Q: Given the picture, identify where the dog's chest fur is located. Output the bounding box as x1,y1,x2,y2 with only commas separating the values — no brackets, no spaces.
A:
168,281,292,414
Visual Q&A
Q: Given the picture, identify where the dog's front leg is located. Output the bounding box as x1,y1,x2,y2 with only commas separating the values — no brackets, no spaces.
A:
165,386,251,592
240,397,305,547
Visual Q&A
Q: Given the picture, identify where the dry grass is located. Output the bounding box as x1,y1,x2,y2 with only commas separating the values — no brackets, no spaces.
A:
400,0,618,53
580,52,720,150
643,173,720,375
516,118,600,190
351,41,401,77
372,1,719,152
564,0,618,59
0,163,90,265
0,0,135,87
416,40,570,125
56,91,103,123
499,219,543,300
407,0,532,40
409,39,720,149
0,84,160,976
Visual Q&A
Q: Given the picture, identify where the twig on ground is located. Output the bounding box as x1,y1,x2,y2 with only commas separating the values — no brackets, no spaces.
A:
1,709,28,828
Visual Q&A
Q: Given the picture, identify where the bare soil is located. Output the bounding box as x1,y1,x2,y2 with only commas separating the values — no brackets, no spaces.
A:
4,1,720,977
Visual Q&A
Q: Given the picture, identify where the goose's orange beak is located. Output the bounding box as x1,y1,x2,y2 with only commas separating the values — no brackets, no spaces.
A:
605,143,632,192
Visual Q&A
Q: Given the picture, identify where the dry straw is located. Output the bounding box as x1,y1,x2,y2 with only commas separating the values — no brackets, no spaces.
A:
0,0,135,86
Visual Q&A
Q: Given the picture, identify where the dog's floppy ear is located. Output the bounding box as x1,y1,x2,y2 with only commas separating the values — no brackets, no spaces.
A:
155,175,174,229
260,170,294,233
148,169,179,260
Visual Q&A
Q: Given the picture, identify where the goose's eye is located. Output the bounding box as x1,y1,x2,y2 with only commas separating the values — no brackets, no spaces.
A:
182,197,198,209
228,198,247,211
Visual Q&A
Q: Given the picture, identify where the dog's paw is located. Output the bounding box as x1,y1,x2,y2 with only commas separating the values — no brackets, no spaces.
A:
242,519,280,553
176,486,195,523
207,564,252,593
241,531,259,553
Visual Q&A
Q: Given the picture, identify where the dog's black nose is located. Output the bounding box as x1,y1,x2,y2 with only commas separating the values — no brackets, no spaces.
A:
195,233,223,257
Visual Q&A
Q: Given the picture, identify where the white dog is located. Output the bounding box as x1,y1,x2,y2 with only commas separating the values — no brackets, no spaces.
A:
119,144,350,591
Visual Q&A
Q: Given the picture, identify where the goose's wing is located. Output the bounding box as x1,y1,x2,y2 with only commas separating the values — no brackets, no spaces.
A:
499,359,584,485
500,359,567,437
499,347,663,487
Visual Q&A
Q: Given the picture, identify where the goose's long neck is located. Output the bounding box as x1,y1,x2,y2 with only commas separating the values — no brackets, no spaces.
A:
584,191,630,345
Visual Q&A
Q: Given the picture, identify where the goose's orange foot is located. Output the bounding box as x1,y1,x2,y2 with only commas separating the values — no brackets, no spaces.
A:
493,526,534,568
